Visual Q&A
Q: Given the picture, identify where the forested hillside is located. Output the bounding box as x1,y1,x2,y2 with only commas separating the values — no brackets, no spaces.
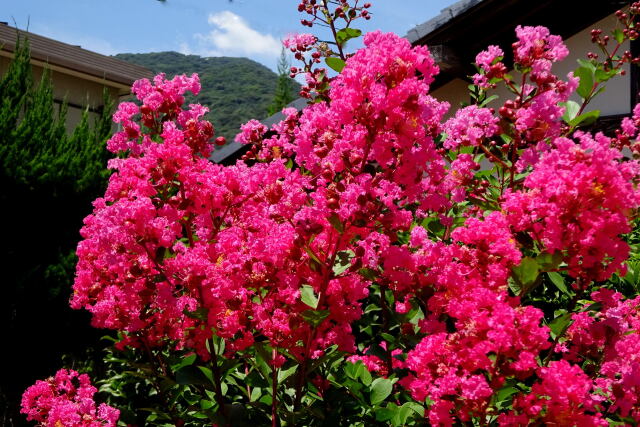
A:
115,52,300,141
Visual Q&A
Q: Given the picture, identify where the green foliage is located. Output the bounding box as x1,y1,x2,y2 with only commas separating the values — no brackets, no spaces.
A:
267,48,296,116
0,37,114,423
326,57,346,73
114,51,301,142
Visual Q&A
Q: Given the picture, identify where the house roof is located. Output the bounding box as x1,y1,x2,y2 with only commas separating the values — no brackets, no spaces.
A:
0,23,153,92
406,0,629,86
210,97,309,165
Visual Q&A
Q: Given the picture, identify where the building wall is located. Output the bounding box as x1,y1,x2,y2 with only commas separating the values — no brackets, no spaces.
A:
431,13,631,117
0,55,122,131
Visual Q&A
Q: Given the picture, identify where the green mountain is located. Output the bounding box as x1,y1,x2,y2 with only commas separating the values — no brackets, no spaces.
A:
114,52,300,142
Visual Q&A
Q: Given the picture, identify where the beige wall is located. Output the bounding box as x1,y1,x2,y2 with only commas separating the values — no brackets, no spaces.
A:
0,54,123,131
431,13,632,118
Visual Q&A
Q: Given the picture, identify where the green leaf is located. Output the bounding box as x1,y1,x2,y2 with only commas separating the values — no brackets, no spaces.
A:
370,378,393,405
495,385,518,403
359,267,378,280
215,337,225,356
300,284,319,309
403,402,425,417
549,311,573,338
536,252,563,271
326,57,346,73
327,213,344,233
252,342,273,377
561,100,580,123
344,362,359,380
494,384,519,410
336,28,362,46
172,353,197,371
359,365,372,386
277,365,298,383
307,254,323,273
569,110,600,127
333,250,354,276
391,402,424,426
375,406,396,422
511,257,540,294
500,133,513,144
250,387,261,402
613,28,625,44
198,366,214,384
577,58,596,72
200,399,215,410
344,378,365,398
285,158,294,169
622,260,640,289
258,394,273,406
183,306,209,321
175,365,211,386
592,86,607,98
548,272,569,294
595,67,618,83
574,66,595,99
301,309,330,327
380,332,395,343
479,94,499,108
427,218,445,235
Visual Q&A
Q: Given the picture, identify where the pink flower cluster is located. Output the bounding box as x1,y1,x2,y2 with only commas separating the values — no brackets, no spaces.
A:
390,213,550,424
503,132,640,281
443,105,499,150
294,32,451,217
473,45,506,88
283,33,317,51
472,26,578,144
513,25,569,67
501,290,640,424
500,360,608,426
21,369,119,426
107,73,210,157
565,290,640,421
619,103,640,153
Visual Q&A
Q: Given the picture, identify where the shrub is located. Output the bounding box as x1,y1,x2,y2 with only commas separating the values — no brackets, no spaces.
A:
22,2,640,425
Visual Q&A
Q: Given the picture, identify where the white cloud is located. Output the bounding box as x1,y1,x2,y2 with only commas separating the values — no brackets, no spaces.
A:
178,42,192,56
188,11,281,65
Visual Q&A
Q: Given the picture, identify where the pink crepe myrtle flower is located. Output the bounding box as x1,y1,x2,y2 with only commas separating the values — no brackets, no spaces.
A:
503,133,640,281
21,369,119,426
443,105,499,150
283,33,317,51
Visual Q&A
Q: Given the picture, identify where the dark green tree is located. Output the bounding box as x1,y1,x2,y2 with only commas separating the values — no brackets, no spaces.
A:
267,47,297,116
0,38,114,425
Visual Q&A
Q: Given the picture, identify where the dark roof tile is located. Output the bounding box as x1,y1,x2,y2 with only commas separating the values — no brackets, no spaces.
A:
0,23,154,87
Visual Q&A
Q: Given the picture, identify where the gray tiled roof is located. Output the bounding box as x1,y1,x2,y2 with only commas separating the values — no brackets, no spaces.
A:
405,0,484,44
210,97,309,164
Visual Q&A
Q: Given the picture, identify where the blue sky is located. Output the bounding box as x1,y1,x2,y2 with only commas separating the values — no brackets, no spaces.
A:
3,0,457,71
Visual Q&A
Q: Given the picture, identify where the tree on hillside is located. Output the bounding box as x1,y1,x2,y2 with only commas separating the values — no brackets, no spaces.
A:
267,47,296,116
0,38,114,424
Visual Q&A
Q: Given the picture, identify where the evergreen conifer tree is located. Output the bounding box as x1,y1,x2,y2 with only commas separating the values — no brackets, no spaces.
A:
267,47,296,116
0,37,114,424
